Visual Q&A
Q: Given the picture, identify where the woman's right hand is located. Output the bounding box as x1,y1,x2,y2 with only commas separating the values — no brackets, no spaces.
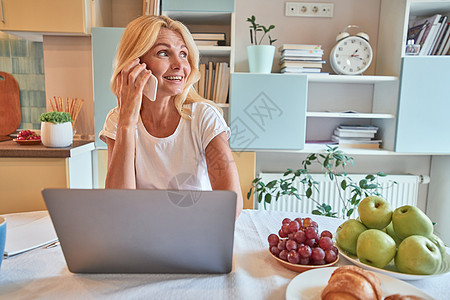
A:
115,58,152,127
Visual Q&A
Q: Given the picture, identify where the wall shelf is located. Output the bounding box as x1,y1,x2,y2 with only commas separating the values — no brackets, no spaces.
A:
306,112,396,119
162,11,233,25
307,74,398,84
198,46,232,57
231,146,437,156
216,103,229,109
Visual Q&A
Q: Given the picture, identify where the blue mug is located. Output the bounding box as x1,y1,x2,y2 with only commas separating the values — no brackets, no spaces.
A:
0,216,6,270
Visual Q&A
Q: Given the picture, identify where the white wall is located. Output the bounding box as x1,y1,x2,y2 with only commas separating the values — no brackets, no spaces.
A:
427,156,450,244
43,36,94,139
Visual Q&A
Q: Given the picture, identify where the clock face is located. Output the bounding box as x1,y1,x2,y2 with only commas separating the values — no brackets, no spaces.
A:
330,36,373,75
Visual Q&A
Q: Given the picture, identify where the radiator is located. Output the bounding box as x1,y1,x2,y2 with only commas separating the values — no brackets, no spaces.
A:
255,173,428,218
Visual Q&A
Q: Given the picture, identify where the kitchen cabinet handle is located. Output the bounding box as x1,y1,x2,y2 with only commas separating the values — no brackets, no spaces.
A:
0,0,4,23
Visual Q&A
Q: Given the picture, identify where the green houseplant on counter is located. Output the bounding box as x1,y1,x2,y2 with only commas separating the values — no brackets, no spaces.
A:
247,146,396,219
39,111,73,148
246,15,277,73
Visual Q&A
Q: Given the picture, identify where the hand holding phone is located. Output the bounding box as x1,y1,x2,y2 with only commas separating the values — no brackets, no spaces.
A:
136,71,158,101
143,74,158,101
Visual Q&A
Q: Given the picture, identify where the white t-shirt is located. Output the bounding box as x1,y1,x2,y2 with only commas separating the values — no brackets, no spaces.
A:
99,102,230,190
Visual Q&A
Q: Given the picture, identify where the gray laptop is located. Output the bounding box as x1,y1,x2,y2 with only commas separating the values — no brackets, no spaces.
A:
42,189,237,274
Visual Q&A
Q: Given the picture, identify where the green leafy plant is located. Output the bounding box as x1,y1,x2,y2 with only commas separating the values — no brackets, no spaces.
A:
247,15,277,45
247,146,396,218
39,111,73,124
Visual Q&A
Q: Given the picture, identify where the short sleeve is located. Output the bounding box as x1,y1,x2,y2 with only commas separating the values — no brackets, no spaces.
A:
194,102,230,148
99,106,120,143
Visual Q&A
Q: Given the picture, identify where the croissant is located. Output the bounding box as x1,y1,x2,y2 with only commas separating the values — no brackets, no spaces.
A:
321,265,382,300
384,294,426,300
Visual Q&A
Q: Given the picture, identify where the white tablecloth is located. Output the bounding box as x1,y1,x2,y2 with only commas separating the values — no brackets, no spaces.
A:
0,210,449,299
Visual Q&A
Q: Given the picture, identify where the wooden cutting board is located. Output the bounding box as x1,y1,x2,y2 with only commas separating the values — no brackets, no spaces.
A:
0,72,21,136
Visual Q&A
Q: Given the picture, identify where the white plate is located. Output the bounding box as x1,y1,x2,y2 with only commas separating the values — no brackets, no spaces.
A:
336,245,450,281
286,267,434,300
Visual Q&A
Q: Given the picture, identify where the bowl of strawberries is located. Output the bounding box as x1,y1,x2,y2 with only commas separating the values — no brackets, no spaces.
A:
13,130,41,145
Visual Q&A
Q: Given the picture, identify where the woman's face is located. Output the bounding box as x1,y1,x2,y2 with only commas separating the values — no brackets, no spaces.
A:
140,28,191,98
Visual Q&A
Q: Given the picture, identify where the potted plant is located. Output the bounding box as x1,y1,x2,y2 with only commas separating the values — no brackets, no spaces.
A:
39,111,73,148
247,15,277,73
247,146,396,219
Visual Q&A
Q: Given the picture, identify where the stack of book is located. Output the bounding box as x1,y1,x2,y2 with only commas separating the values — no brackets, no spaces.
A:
279,44,325,73
331,125,381,149
191,32,226,47
407,14,450,55
194,61,230,104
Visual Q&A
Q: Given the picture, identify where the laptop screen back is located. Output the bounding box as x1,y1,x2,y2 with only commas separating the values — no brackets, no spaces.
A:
42,189,237,274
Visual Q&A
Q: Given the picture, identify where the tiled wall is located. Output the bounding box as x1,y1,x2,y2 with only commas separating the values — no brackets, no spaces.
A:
0,32,46,130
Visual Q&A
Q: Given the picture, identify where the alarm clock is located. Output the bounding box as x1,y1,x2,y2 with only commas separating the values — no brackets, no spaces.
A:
330,25,373,75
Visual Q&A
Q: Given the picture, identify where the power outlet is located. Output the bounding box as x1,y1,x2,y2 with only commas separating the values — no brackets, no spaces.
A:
285,2,334,18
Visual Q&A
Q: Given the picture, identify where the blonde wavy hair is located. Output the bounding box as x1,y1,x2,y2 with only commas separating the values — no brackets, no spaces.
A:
111,15,220,119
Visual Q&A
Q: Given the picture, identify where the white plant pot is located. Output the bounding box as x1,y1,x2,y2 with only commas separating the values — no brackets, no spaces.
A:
247,45,276,74
41,122,73,148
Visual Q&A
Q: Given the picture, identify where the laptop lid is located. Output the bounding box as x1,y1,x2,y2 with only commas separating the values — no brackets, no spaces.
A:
42,189,237,274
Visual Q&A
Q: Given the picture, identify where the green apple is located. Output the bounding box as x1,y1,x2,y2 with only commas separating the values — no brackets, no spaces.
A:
428,233,447,259
358,196,393,229
392,205,433,239
335,219,367,256
395,235,442,275
357,229,397,269
383,222,403,247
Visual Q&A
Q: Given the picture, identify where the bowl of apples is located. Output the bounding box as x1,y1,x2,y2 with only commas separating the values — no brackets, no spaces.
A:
268,217,339,272
335,196,450,280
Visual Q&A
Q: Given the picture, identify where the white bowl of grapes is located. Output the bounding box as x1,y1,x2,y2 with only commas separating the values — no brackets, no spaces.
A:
268,217,339,272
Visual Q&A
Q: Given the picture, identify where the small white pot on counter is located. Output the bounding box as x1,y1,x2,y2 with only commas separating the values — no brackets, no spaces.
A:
41,121,73,148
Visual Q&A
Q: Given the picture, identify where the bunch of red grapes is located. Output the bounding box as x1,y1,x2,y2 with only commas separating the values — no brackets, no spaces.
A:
17,130,40,141
268,217,338,265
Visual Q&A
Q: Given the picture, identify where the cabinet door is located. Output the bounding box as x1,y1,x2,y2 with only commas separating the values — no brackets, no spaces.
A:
230,73,307,150
395,57,450,153
0,0,89,33
162,0,234,12
92,27,125,148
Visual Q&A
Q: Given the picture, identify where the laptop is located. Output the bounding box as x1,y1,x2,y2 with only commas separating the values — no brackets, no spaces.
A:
42,189,237,274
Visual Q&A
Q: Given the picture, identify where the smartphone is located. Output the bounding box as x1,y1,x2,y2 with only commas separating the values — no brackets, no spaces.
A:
136,72,158,101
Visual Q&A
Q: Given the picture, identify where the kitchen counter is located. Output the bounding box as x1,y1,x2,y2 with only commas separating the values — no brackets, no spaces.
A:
0,140,95,214
0,139,94,158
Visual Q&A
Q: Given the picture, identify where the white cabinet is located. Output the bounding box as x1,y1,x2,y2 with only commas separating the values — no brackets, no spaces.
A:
377,0,450,75
306,74,399,152
378,0,450,153
396,57,450,153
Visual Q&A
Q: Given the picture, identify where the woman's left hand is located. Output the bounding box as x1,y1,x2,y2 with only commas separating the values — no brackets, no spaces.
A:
205,132,244,219
116,58,153,127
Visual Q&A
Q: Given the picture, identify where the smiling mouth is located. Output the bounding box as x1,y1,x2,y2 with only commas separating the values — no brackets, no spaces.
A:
164,75,183,81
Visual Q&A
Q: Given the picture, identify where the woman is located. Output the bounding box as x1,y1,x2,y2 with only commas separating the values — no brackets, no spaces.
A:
99,15,242,218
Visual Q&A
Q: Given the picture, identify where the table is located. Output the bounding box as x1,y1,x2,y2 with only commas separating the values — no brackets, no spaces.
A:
0,210,448,299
